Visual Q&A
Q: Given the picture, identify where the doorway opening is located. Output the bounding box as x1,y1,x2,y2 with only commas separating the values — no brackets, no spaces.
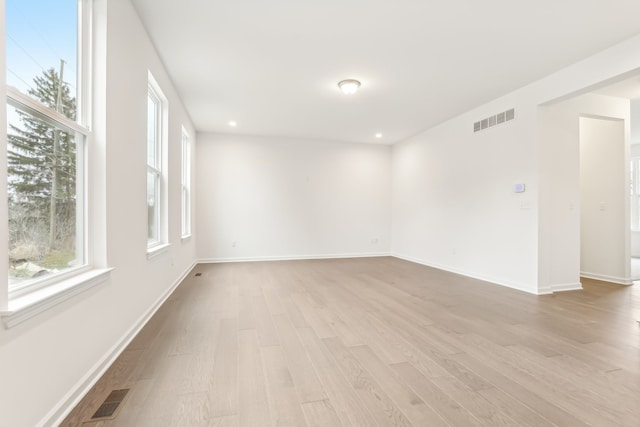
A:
578,76,640,285
579,116,627,283
539,72,640,291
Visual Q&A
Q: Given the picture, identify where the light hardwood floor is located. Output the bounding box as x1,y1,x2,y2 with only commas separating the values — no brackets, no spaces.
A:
62,257,640,426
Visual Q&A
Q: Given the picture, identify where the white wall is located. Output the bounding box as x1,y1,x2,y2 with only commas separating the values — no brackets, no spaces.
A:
631,103,640,259
392,101,539,293
393,32,640,293
631,99,640,144
539,94,630,289
196,134,391,261
580,117,627,282
631,143,640,258
0,1,197,426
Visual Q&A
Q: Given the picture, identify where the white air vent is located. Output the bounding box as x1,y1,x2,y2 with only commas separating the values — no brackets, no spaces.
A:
474,108,515,133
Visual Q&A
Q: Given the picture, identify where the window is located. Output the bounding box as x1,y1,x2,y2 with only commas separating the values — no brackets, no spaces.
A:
147,73,167,251
6,0,90,293
181,127,191,238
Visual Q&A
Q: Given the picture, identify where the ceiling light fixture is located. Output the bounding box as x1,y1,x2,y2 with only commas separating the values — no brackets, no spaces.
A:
338,79,361,95
228,121,237,127
375,133,383,139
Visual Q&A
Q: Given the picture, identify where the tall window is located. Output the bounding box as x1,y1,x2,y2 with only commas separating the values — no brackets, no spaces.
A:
181,127,191,238
147,74,166,249
6,0,90,292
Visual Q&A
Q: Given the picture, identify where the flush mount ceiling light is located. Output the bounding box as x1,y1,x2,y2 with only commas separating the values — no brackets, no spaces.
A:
375,133,383,139
338,79,361,95
228,121,237,127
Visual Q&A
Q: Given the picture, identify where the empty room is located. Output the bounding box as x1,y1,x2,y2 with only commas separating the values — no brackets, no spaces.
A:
2,0,640,426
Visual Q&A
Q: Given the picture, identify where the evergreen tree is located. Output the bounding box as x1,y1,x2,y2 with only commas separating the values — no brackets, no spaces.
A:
7,66,77,257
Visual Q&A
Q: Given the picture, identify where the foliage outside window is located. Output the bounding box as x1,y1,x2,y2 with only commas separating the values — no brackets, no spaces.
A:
6,0,88,291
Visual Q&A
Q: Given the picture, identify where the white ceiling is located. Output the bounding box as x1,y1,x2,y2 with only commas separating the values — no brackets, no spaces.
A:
131,0,640,144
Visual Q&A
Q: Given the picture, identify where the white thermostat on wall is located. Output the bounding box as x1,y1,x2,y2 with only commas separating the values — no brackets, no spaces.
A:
514,183,526,193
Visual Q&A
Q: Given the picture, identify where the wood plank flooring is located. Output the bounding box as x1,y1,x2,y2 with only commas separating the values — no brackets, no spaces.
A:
61,257,640,426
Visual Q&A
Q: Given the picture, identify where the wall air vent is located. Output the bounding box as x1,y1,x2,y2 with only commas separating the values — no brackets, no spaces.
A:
474,108,515,133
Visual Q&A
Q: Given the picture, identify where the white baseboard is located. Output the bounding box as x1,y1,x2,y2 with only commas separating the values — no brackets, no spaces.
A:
553,282,584,292
580,271,633,285
537,282,583,295
197,251,392,264
392,253,539,295
41,261,197,427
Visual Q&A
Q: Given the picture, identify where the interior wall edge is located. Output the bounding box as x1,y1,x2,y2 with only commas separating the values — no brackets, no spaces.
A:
40,261,197,427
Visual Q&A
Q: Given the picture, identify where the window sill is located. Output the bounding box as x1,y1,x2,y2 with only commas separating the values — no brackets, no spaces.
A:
181,234,192,243
1,268,113,329
147,243,171,260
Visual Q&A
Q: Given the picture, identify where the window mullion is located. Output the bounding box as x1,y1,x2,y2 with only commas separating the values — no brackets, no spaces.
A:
7,86,88,135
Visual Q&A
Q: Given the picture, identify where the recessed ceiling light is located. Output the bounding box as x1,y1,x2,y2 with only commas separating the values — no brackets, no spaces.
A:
375,133,383,139
338,79,361,95
228,121,237,127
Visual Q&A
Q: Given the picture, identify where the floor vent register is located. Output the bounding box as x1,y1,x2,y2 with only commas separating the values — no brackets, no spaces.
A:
85,388,130,423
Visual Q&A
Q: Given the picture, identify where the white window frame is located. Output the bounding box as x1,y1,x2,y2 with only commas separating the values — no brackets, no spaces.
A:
6,90,88,297
1,0,112,328
6,0,92,293
146,72,169,256
181,127,192,239
147,84,162,247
